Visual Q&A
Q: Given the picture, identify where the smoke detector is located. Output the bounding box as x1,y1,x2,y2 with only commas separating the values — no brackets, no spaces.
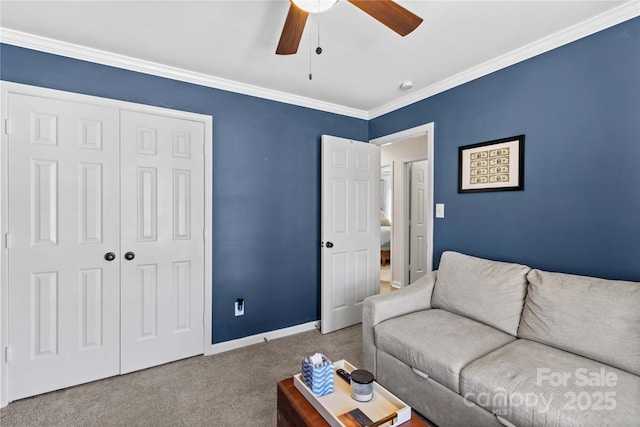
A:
399,81,414,90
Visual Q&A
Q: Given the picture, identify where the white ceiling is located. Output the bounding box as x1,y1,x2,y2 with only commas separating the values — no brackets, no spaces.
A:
1,1,637,117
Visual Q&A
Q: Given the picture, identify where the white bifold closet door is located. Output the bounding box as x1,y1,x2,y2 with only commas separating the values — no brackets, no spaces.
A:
7,95,121,400
119,110,205,374
6,94,204,401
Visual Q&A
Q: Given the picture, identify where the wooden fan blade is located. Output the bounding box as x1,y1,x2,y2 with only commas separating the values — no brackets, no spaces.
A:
276,2,309,55
348,0,423,36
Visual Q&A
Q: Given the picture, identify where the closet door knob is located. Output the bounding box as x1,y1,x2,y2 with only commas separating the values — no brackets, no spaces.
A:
104,252,116,261
326,241,334,248
124,252,135,261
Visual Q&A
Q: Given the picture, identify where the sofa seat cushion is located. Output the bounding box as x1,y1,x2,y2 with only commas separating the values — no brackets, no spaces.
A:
519,269,640,376
374,309,515,393
460,339,640,427
431,251,530,336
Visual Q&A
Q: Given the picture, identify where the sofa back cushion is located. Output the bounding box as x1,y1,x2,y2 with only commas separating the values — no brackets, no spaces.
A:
519,269,640,375
431,251,530,336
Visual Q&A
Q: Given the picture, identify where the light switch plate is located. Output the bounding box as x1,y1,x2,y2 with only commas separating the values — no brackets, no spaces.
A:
436,204,445,218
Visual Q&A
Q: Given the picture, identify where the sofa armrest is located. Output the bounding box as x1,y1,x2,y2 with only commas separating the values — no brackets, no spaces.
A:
362,271,437,375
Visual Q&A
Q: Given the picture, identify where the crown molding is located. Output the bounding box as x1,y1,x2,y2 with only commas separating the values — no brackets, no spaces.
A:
0,28,369,120
368,2,640,119
1,2,638,121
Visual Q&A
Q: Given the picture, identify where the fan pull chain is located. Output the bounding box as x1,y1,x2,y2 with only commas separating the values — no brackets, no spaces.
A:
309,15,323,80
309,20,313,80
316,16,322,55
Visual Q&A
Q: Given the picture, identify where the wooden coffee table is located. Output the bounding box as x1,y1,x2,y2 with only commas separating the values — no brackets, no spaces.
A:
277,377,432,427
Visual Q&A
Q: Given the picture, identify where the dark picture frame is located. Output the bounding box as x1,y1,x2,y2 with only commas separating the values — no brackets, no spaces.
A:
458,135,525,193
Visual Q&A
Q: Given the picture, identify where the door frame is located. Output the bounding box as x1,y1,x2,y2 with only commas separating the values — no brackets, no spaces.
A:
0,81,213,407
370,123,434,287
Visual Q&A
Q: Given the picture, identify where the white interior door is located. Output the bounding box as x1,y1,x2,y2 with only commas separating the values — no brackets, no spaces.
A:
408,160,428,283
119,111,205,373
321,135,380,334
7,94,121,400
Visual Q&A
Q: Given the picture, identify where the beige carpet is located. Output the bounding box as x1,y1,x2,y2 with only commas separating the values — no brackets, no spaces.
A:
0,325,363,426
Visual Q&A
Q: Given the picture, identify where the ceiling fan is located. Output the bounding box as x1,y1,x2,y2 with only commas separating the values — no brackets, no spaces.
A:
276,0,423,55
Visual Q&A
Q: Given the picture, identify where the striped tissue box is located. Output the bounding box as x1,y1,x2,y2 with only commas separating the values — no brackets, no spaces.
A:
301,354,334,397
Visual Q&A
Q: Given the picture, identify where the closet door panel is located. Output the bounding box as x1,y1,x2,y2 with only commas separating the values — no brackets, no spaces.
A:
7,94,120,401
119,110,205,373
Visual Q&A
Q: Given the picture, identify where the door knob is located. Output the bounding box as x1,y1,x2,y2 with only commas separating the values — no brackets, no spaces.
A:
124,252,135,261
326,241,334,248
104,252,116,261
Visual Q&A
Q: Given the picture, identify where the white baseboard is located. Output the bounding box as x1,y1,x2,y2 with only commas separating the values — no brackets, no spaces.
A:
391,281,402,289
205,321,320,356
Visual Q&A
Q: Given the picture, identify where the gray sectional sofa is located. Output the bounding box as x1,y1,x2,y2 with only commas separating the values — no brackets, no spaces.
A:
363,251,640,427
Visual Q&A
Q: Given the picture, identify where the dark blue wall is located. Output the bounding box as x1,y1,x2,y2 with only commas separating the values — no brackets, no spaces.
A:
370,18,640,281
0,44,368,343
2,17,639,346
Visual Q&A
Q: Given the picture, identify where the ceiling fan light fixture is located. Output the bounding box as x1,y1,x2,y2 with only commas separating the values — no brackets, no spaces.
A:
291,0,338,14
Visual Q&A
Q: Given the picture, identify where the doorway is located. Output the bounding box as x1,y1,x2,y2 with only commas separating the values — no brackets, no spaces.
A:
380,164,393,293
372,123,434,288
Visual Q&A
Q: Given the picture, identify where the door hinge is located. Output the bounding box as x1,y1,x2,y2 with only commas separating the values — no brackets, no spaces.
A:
4,233,8,249
203,314,205,326
4,119,11,135
203,228,206,241
4,347,9,363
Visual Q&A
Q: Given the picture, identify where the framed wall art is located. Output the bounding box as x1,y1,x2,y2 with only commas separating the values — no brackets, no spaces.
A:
458,135,525,193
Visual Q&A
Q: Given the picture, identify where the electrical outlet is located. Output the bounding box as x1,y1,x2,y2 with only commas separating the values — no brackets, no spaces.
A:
235,299,244,316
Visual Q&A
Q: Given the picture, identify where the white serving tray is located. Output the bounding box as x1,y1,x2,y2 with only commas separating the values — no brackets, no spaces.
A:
294,359,412,427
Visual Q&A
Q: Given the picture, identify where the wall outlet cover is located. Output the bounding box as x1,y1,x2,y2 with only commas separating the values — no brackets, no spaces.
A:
235,301,244,316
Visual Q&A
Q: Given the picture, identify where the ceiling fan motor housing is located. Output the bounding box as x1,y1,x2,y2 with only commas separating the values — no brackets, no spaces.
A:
291,0,339,14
